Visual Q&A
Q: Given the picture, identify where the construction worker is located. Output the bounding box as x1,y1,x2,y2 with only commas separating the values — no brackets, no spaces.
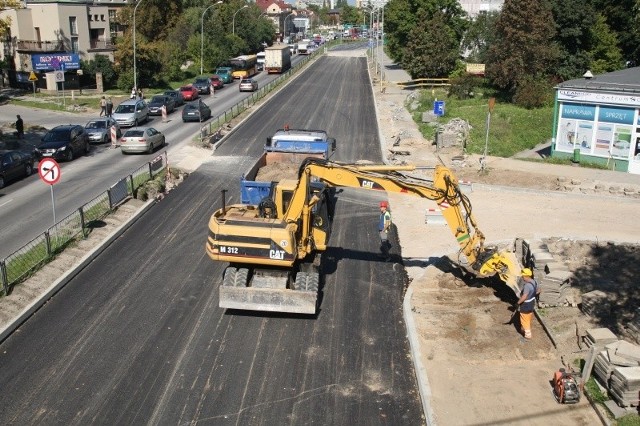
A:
517,268,541,339
378,201,392,259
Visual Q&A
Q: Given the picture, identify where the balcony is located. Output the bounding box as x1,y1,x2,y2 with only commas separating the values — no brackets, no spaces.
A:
89,39,116,51
17,40,66,53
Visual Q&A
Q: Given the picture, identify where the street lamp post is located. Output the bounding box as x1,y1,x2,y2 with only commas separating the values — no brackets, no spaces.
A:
201,0,223,75
232,5,249,36
283,12,294,40
133,0,145,93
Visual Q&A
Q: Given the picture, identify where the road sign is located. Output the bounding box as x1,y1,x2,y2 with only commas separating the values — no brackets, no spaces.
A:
38,158,61,185
28,71,38,82
433,100,445,116
54,70,65,83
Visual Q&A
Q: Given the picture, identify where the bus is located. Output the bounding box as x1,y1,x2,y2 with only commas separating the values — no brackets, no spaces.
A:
229,55,258,79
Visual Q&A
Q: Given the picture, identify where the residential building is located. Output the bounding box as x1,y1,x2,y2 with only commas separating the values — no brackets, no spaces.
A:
458,0,504,17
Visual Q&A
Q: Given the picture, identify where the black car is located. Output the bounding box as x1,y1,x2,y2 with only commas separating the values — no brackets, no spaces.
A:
192,77,212,95
0,149,35,189
36,125,90,162
182,101,212,122
164,89,185,107
147,95,176,116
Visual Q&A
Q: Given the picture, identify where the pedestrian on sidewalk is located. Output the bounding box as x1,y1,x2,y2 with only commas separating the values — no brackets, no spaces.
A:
15,114,24,139
378,201,392,260
106,97,113,116
130,87,136,99
517,268,541,340
99,96,107,116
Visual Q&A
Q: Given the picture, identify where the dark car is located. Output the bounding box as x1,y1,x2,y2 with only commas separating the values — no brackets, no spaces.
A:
209,75,224,90
36,125,90,162
0,149,34,189
164,89,185,107
192,77,212,95
182,101,212,123
147,95,176,116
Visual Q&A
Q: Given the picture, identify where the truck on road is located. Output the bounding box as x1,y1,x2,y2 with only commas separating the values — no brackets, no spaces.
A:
264,45,291,74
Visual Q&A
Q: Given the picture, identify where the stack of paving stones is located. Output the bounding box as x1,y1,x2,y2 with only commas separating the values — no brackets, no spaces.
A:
581,290,612,317
626,308,640,344
589,329,640,407
517,239,575,307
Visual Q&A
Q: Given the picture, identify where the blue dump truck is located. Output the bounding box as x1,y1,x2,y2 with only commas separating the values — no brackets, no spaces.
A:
240,128,336,204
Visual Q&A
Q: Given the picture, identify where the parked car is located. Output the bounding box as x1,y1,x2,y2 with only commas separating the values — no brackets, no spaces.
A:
0,149,34,189
85,117,121,144
182,101,212,122
192,77,212,95
164,89,185,107
112,99,150,128
147,95,176,116
119,127,166,154
0,140,38,157
239,78,258,92
209,75,224,90
36,124,90,162
180,85,199,102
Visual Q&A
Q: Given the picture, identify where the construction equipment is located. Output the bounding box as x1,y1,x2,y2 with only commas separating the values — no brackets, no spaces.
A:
205,157,521,314
552,368,581,404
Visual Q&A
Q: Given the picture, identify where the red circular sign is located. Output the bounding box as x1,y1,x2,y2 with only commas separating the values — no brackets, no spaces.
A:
38,158,61,185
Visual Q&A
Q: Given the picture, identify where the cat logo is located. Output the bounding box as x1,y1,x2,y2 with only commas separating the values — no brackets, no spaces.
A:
269,249,285,260
361,179,375,189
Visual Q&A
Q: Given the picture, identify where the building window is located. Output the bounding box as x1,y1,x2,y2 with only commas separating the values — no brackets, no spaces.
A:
100,15,105,22
69,17,77,35
89,15,93,22
71,37,79,53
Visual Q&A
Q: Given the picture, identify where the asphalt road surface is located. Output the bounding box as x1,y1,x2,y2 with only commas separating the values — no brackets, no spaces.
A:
0,55,425,424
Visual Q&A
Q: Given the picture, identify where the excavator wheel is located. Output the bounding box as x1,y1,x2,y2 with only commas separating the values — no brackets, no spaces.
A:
294,271,319,292
222,267,249,287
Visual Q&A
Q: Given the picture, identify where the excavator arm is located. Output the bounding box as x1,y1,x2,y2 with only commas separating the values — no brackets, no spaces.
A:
286,158,521,293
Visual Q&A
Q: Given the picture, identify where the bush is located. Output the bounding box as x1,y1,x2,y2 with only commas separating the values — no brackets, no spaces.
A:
449,74,484,100
512,76,554,109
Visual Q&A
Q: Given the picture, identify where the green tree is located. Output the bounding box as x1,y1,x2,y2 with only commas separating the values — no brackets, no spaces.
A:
486,0,559,99
549,0,597,80
594,0,640,65
340,5,360,27
384,0,467,65
402,9,459,78
460,11,499,64
588,14,624,74
80,55,116,89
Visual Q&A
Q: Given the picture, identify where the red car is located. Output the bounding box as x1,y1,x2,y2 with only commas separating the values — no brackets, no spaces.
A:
209,75,224,90
179,85,199,101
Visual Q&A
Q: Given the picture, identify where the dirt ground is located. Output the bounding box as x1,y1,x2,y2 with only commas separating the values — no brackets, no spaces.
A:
368,57,640,423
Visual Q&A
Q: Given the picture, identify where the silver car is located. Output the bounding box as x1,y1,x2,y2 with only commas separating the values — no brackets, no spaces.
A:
85,117,121,144
120,127,165,154
112,99,150,128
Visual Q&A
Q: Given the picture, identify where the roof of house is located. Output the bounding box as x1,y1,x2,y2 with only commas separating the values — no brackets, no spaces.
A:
557,67,640,95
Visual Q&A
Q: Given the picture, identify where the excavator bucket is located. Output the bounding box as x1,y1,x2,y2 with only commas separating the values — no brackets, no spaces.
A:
477,250,522,296
219,287,318,315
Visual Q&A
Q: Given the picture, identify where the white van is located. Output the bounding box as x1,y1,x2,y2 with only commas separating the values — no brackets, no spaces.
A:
256,51,266,71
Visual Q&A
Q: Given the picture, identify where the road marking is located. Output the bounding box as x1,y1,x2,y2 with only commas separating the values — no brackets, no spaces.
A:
0,198,14,208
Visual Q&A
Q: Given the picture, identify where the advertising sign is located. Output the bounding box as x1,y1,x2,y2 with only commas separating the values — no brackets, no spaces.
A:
32,53,80,71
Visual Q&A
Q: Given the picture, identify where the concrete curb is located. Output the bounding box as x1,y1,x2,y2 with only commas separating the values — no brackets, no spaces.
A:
0,199,156,344
403,285,437,426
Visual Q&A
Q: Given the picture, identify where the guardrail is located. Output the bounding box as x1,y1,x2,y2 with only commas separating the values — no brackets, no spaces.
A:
0,152,168,296
396,78,450,89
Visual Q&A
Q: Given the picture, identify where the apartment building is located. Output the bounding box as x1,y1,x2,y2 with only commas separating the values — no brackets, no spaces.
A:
1,0,128,76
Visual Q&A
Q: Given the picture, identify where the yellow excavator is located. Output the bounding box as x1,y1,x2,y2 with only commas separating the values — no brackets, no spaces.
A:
206,158,521,314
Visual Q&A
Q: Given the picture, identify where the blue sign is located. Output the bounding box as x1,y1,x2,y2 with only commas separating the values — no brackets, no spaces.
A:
32,53,80,71
433,100,445,116
561,103,595,121
598,106,634,125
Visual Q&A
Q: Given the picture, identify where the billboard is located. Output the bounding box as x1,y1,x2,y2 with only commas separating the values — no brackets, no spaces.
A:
32,53,80,71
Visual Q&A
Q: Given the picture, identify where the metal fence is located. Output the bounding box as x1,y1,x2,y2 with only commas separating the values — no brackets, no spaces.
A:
0,152,168,296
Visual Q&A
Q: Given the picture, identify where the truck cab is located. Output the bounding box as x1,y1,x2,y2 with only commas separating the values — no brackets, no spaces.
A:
215,67,234,84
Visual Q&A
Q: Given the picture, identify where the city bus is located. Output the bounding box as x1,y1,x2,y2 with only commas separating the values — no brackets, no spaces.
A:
229,54,258,79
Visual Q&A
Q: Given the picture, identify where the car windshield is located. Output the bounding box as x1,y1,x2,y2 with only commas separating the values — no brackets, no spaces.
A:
115,104,135,113
195,78,209,84
151,96,165,103
165,91,176,97
241,80,251,84
180,86,192,92
43,128,70,142
86,121,106,129
185,104,197,110
123,130,144,137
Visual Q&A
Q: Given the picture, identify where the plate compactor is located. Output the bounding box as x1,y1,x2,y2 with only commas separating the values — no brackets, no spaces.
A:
552,368,581,404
